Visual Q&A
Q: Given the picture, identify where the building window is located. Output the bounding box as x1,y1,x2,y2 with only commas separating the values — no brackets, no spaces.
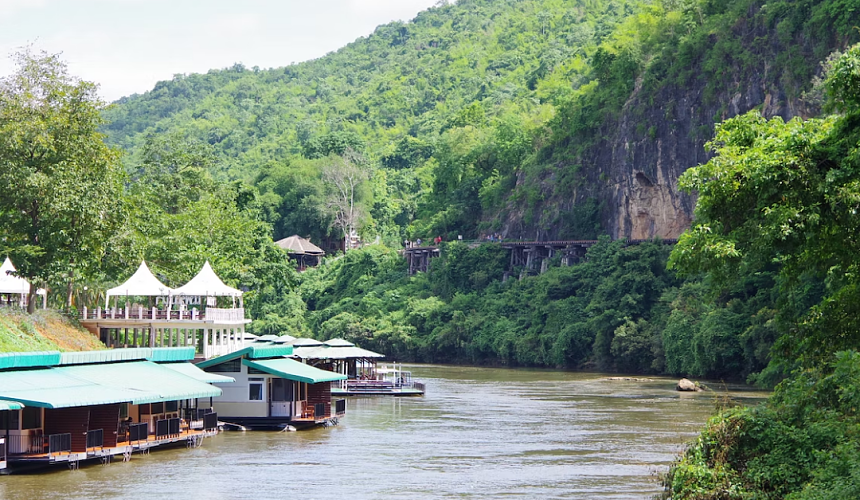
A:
206,358,241,373
249,383,264,401
166,401,179,412
120,403,129,420
21,407,41,430
0,410,20,430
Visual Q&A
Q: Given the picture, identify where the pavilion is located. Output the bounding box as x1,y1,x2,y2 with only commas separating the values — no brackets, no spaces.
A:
81,261,249,359
275,235,325,270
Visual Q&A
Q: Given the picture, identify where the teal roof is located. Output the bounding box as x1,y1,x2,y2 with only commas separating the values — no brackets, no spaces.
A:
0,368,150,408
242,358,347,384
0,361,221,408
0,351,61,370
59,348,150,365
161,362,235,384
196,344,294,369
0,348,196,370
148,347,196,362
0,399,24,411
60,361,221,405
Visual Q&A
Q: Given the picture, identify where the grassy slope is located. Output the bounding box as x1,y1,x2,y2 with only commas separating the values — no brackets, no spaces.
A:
0,308,105,353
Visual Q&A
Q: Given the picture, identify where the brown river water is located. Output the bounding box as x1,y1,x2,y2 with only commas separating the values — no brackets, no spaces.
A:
0,364,767,500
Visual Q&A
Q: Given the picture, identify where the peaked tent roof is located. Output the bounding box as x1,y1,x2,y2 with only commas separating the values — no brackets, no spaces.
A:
173,261,242,297
106,261,172,301
275,235,325,256
0,257,46,295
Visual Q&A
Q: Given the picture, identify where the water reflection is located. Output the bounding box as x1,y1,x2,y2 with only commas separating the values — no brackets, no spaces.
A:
0,365,767,500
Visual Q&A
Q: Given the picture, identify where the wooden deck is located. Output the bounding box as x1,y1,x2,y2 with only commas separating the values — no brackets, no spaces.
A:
6,428,215,470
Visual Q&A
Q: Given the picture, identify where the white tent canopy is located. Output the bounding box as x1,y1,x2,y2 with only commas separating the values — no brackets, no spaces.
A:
0,257,46,296
105,261,172,306
172,261,242,298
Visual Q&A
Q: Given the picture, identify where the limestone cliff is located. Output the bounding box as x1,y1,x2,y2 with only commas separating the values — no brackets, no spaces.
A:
504,3,840,241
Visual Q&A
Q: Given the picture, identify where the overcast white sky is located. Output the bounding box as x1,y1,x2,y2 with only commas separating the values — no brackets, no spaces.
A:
0,0,440,102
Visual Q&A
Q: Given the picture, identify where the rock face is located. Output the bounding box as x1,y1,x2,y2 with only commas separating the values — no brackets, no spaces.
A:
676,378,699,392
501,7,832,241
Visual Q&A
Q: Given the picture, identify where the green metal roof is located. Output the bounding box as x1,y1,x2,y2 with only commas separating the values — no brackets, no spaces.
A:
292,345,384,360
0,399,24,411
0,351,61,370
161,362,235,384
248,344,293,359
0,361,221,408
196,344,294,369
242,358,347,384
148,347,196,362
0,367,152,408
59,348,150,365
61,361,221,405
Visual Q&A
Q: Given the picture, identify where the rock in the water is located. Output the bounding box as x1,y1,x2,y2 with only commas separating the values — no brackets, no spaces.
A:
677,378,699,391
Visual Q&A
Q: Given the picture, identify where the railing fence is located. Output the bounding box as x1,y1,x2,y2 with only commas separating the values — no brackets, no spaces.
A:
86,429,104,450
48,433,72,454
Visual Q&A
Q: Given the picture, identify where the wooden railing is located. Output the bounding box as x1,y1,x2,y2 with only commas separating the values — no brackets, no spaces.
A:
81,306,246,323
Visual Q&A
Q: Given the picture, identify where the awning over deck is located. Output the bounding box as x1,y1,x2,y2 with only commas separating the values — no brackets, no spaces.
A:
61,361,222,405
0,361,222,408
242,358,347,384
161,362,235,384
0,368,152,408
0,399,24,411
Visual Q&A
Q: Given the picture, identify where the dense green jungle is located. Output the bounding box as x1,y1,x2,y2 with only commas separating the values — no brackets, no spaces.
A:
3,0,860,497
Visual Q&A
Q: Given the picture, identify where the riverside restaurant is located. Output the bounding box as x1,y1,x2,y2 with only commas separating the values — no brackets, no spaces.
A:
0,347,228,473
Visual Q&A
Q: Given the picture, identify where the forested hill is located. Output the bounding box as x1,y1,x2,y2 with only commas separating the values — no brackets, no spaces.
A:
104,0,857,244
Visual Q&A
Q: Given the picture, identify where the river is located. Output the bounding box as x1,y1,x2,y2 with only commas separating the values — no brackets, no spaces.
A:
0,365,767,500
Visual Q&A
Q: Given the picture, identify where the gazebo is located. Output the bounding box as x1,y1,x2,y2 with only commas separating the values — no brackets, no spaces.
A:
0,257,46,309
172,261,243,308
81,260,250,358
275,235,325,270
104,260,172,309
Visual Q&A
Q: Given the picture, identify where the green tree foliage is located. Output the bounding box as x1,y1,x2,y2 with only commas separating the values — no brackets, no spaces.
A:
670,43,860,364
0,49,124,312
293,239,774,378
664,45,860,499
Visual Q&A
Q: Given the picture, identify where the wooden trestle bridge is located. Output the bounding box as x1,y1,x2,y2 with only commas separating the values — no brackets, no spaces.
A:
402,238,678,277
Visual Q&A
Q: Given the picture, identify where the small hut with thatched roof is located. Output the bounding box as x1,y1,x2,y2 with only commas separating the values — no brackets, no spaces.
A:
274,235,325,270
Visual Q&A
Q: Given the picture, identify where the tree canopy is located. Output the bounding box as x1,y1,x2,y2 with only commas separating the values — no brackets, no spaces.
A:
0,49,124,312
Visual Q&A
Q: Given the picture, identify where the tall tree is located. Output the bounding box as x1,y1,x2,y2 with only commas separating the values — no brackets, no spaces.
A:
322,149,369,251
0,49,124,312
